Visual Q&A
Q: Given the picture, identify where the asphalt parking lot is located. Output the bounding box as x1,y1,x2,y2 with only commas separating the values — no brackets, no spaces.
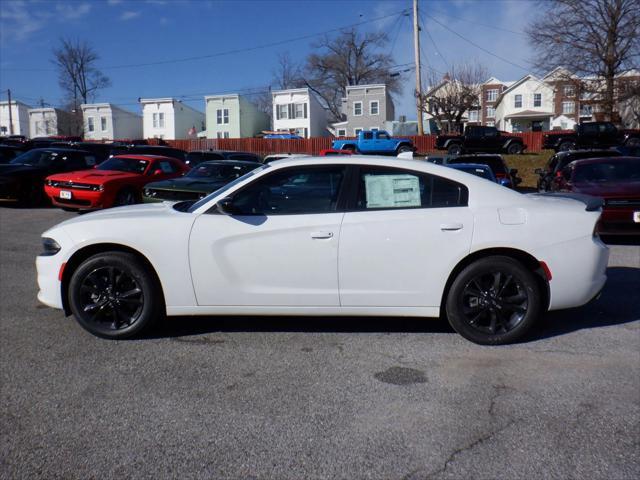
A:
1,206,639,480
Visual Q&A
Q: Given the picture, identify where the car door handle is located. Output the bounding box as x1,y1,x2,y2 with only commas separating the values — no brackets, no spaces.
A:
440,223,463,231
311,231,334,239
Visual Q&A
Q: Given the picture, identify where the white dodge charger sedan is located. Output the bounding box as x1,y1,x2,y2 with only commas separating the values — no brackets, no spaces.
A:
36,157,609,344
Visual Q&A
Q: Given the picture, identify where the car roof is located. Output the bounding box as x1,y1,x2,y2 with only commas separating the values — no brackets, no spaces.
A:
557,149,618,157
30,148,88,153
197,160,263,166
111,154,178,161
188,150,257,155
446,163,491,169
571,156,639,166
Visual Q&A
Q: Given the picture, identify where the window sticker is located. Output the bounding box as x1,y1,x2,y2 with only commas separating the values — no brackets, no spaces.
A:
364,174,421,208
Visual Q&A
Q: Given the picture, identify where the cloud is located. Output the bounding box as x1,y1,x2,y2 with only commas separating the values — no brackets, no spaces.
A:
120,11,141,21
55,2,92,20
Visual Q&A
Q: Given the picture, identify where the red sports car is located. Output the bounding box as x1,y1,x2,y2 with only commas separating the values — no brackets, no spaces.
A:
552,156,640,236
319,148,353,156
44,155,189,210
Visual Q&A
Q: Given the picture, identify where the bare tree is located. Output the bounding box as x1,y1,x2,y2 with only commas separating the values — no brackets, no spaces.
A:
418,63,487,134
527,0,640,120
272,53,304,90
52,38,111,118
302,29,400,120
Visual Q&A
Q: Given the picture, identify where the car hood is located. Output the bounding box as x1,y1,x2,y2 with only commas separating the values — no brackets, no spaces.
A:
0,163,47,177
572,181,640,198
146,177,226,192
48,169,139,183
55,201,180,227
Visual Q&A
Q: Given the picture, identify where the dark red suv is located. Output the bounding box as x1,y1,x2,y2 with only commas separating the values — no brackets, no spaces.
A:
552,156,640,235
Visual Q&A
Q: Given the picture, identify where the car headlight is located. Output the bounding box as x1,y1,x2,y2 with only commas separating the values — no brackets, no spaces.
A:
144,189,155,197
45,179,53,186
90,184,104,192
40,237,61,256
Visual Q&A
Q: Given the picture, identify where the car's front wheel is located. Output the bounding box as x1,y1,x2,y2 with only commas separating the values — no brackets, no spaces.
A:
558,141,575,152
68,252,163,339
507,143,523,154
445,256,542,345
114,188,138,207
447,144,462,156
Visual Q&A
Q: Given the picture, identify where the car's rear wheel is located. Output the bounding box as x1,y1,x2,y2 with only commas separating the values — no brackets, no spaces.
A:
447,144,463,156
507,143,523,154
558,141,575,152
445,256,542,345
114,188,138,207
68,252,163,339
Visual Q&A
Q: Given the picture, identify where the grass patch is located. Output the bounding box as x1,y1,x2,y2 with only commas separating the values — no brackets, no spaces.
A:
504,150,553,189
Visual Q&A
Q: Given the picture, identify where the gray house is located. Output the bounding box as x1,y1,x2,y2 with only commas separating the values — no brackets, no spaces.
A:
333,84,395,136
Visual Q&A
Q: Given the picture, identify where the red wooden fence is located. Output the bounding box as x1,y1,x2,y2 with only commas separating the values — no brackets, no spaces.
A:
147,131,559,155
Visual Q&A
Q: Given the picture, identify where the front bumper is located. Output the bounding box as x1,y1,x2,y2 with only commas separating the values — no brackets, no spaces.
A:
45,186,107,210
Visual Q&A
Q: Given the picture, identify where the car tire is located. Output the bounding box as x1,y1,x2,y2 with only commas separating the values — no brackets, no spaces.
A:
558,141,575,152
114,188,138,207
507,143,523,154
447,144,462,156
445,256,542,345
68,252,163,339
397,145,413,154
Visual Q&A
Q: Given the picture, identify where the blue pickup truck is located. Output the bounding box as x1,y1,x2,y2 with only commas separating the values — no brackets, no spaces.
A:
332,130,415,155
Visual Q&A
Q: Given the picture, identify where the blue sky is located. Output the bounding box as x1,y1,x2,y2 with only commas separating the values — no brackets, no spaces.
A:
0,0,539,120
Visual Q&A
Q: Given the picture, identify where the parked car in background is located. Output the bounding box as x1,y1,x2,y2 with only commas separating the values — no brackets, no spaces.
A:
0,148,96,206
51,142,113,164
613,145,640,157
542,122,640,152
550,156,640,236
144,160,262,202
44,155,189,211
30,136,82,149
446,154,521,188
263,153,311,163
185,150,262,167
0,145,29,164
332,130,414,155
436,126,526,155
37,156,609,345
319,149,353,156
535,149,622,192
445,163,504,185
263,132,303,139
108,145,187,163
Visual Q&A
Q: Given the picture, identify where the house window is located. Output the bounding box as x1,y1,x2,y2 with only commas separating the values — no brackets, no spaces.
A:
370,100,379,115
294,103,307,119
354,128,363,136
216,131,230,139
486,106,495,118
88,117,95,132
562,101,575,114
514,94,522,108
564,85,575,97
486,89,498,102
337,129,346,137
486,121,495,127
152,113,158,128
153,113,165,128
217,109,229,124
100,116,108,131
294,127,307,138
468,110,479,122
353,101,363,116
276,104,288,120
45,120,52,134
580,105,593,117
533,93,542,107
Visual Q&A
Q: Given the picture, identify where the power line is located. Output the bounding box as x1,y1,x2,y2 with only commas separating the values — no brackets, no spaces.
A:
2,9,409,73
426,14,530,73
427,8,528,37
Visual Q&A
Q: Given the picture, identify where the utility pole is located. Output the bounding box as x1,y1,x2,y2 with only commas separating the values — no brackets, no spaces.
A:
7,89,14,135
413,0,424,135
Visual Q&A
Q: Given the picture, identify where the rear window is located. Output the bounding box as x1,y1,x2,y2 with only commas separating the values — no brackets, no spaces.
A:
450,156,506,174
574,159,640,183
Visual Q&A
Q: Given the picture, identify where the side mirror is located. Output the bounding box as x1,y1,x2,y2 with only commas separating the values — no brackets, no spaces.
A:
216,196,238,215
510,168,518,175
534,168,543,175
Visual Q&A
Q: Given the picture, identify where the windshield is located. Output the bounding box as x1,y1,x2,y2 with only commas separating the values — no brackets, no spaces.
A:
574,160,640,183
97,156,149,174
450,157,507,173
187,163,259,180
454,166,494,180
10,149,59,167
187,164,269,212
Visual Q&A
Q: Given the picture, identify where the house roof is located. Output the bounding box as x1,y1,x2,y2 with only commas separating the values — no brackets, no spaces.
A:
0,100,32,108
80,103,140,116
493,74,550,108
204,93,240,101
272,87,309,95
504,110,553,119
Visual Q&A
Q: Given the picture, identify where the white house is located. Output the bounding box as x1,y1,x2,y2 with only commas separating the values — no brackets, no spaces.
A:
0,100,31,136
28,108,77,137
494,75,558,132
272,88,328,138
205,94,269,139
81,103,142,141
140,98,205,140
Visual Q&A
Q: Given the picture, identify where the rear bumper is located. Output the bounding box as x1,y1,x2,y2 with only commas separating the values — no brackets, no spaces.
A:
598,208,640,235
541,235,609,311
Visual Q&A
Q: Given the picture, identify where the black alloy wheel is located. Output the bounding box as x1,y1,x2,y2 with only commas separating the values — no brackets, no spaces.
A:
69,252,163,339
446,256,542,345
447,144,463,156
